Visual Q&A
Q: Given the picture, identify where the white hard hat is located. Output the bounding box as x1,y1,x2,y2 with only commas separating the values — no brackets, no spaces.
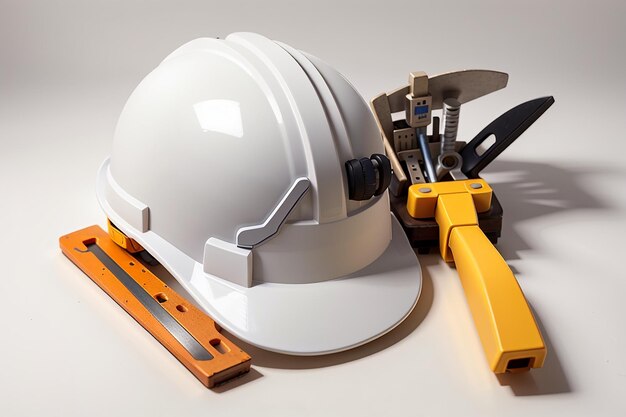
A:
97,32,421,355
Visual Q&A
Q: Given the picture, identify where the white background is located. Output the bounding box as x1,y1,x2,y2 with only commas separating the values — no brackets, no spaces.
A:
1,0,625,415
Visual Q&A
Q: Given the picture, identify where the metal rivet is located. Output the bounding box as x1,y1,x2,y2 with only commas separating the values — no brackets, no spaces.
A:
470,183,483,189
419,187,432,193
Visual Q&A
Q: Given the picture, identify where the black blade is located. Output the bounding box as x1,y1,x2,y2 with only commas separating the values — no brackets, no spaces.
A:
461,96,555,178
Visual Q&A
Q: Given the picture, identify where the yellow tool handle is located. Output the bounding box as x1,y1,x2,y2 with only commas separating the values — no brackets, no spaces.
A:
448,224,546,373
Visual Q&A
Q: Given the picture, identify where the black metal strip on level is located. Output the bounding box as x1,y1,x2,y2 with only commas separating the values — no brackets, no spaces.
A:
82,243,214,361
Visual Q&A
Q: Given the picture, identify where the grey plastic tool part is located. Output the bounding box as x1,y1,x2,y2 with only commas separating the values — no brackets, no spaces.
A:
236,177,311,249
397,141,466,185
450,167,468,180
384,70,508,113
400,151,426,185
428,70,508,109
81,244,214,361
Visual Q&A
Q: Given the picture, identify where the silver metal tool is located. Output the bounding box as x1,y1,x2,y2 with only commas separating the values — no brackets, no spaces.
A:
441,98,461,154
81,243,214,361
436,151,466,180
397,150,426,185
436,98,464,180
417,127,437,182
236,177,310,249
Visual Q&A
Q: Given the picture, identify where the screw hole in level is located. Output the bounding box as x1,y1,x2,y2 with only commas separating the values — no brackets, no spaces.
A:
176,304,188,313
209,338,230,354
154,293,168,303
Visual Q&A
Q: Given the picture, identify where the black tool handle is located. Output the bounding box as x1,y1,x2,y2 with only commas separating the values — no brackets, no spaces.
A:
461,96,555,178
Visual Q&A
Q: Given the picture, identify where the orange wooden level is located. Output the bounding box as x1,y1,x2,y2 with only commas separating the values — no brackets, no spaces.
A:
60,225,251,388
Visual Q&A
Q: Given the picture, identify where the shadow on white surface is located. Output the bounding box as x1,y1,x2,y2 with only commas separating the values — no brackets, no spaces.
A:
138,160,600,380
212,367,264,393
478,160,606,396
483,160,615,261
118,158,604,388
496,307,571,396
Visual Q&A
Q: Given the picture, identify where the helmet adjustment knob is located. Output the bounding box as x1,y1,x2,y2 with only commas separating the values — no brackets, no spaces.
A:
345,154,392,201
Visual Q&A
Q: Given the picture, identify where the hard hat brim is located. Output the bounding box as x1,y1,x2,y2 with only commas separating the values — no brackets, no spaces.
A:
97,159,422,355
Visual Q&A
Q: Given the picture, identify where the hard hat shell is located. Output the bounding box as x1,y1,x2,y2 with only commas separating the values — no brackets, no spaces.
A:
97,32,421,355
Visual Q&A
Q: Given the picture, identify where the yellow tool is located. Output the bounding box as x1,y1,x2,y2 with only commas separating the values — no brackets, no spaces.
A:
407,179,546,373
107,219,144,253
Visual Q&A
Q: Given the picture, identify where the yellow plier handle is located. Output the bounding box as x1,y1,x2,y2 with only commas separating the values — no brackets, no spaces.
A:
408,179,546,373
